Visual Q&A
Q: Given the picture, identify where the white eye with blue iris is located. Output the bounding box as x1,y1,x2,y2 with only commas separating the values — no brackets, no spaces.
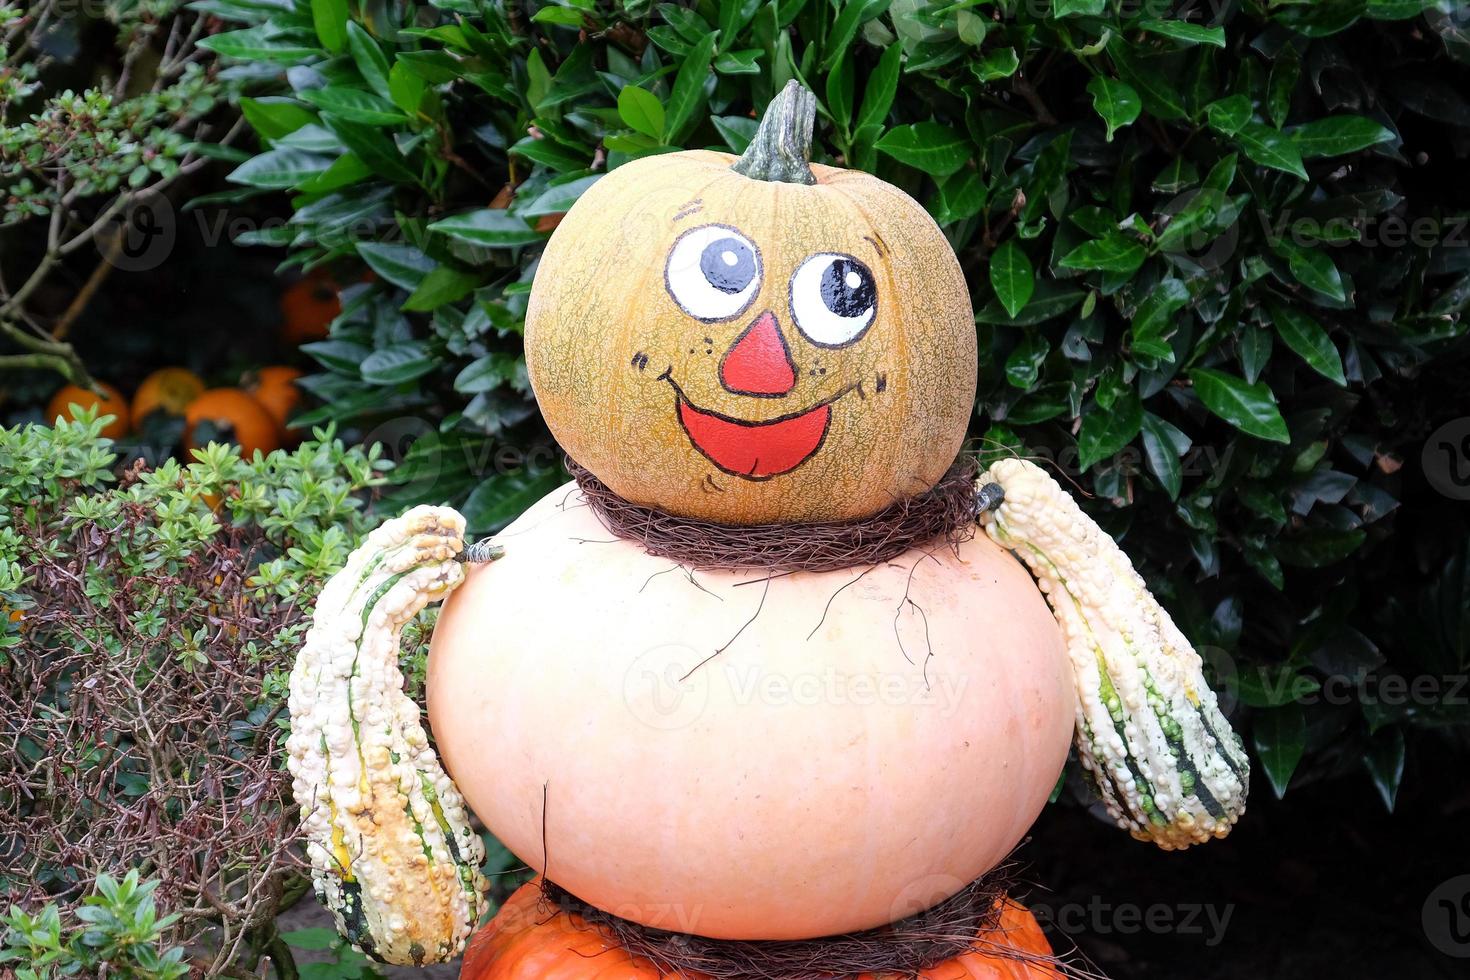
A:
789,253,877,348
665,224,762,322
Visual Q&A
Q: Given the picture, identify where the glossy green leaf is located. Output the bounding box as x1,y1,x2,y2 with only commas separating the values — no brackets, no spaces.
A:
429,210,547,248
1253,704,1307,799
663,33,718,143
1287,116,1397,157
226,149,333,189
239,98,316,141
1078,389,1143,471
198,27,321,62
1274,239,1347,300
1141,412,1189,499
1004,333,1049,389
454,353,522,394
856,43,903,131
972,47,1020,82
1138,19,1226,47
1058,234,1148,275
1190,368,1291,442
1054,0,1106,16
404,266,481,312
1111,45,1187,120
1239,325,1272,384
820,0,891,72
1364,727,1405,812
618,85,665,140
975,283,1086,325
875,122,971,176
1130,278,1190,359
355,242,434,290
1205,95,1252,136
1087,76,1141,141
346,21,392,101
310,0,348,54
462,466,566,534
300,87,408,125
1267,301,1346,385
361,342,435,385
323,117,419,184
990,241,1035,319
1235,122,1309,180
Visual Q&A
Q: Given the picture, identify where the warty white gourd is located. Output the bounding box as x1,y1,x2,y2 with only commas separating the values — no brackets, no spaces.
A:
976,457,1250,849
285,505,489,965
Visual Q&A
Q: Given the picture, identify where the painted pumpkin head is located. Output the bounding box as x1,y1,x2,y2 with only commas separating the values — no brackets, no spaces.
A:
526,83,976,525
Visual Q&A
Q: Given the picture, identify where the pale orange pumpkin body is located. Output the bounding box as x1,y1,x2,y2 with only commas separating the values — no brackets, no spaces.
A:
525,149,976,526
427,483,1074,941
460,879,1057,980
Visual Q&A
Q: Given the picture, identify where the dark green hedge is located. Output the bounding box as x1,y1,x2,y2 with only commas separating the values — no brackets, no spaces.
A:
206,0,1470,806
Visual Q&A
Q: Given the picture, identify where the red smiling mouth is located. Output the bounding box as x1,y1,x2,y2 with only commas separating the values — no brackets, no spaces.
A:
661,367,849,480
677,397,832,480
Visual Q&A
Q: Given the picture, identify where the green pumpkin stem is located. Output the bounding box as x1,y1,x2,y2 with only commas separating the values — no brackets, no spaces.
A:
731,80,818,185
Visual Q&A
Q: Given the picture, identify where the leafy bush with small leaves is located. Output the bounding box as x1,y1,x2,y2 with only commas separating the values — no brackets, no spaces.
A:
213,2,1469,806
0,1,239,387
0,414,394,975
1,871,189,980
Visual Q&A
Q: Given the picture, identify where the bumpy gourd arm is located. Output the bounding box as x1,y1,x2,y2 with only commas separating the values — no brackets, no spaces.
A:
286,505,490,965
976,459,1249,850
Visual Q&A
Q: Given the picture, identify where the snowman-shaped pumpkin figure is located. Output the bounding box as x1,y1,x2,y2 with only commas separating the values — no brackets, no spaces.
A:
286,83,1247,974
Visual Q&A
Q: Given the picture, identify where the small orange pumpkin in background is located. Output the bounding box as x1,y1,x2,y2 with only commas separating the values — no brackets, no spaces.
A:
184,388,279,458
47,381,130,438
131,367,205,422
280,268,341,345
245,365,304,440
525,85,975,525
460,879,1057,980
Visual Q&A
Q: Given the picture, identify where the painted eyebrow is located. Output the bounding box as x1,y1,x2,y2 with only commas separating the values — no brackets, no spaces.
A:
862,234,886,258
672,199,703,222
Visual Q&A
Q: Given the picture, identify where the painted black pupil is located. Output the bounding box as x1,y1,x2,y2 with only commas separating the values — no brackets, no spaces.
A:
819,258,876,318
700,238,756,294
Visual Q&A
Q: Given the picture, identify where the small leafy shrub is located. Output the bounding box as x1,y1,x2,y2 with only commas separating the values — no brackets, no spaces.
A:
1,871,188,980
0,415,390,974
0,1,236,388
212,2,1469,804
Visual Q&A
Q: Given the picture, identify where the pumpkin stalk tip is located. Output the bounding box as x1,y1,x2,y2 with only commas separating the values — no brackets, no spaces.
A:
732,79,818,185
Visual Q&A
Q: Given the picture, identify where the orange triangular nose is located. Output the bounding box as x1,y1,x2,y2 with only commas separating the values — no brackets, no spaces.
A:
719,311,796,397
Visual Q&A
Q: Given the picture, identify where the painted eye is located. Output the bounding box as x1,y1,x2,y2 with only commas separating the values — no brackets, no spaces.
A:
665,224,762,322
789,253,877,348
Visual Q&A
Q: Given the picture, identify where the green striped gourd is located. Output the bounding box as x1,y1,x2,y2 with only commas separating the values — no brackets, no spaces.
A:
285,506,488,965
976,458,1250,849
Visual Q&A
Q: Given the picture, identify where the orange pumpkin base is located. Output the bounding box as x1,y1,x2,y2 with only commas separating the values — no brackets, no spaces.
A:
461,881,1057,980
